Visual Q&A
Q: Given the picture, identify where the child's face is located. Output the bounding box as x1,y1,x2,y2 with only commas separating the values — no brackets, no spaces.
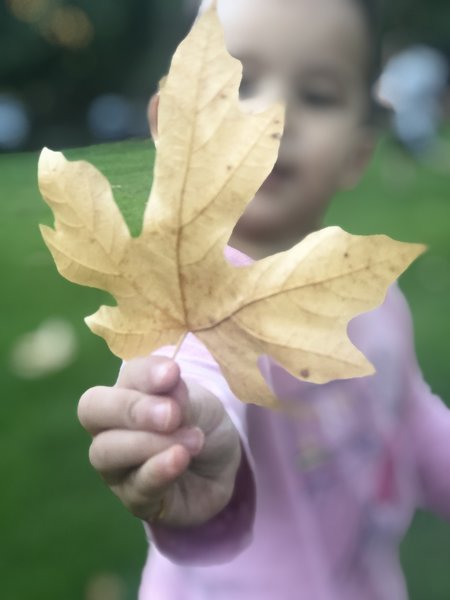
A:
219,0,375,251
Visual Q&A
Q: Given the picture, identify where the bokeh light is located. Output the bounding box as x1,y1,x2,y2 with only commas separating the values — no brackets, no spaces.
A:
42,6,94,49
9,317,78,379
87,94,134,141
6,0,48,23
85,573,126,600
0,94,30,149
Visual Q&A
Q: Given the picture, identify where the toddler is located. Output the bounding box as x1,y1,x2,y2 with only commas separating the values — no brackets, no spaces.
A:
78,0,450,598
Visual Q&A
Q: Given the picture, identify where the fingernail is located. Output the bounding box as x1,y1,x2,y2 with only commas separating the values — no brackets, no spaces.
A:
177,428,204,455
152,402,171,430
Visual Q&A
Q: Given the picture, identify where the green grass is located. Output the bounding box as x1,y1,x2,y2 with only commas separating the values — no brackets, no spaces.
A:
1,136,449,598
0,141,154,600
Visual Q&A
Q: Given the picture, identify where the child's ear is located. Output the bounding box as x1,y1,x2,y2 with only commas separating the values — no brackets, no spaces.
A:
339,130,376,190
147,93,160,142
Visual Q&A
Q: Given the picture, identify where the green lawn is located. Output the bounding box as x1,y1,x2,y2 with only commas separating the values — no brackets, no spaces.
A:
1,136,449,599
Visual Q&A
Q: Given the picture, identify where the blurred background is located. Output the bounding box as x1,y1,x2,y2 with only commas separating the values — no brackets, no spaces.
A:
0,0,195,152
1,0,449,153
1,0,450,599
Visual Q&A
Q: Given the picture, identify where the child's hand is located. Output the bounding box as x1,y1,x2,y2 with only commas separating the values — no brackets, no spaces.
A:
78,356,242,527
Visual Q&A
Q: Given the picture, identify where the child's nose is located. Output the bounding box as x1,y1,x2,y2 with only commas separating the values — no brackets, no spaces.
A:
280,102,300,145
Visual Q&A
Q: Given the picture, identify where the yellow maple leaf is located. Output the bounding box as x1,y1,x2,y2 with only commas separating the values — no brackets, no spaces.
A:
38,7,425,408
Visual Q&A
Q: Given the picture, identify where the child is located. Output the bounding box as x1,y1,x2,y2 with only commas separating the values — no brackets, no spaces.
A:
78,0,450,598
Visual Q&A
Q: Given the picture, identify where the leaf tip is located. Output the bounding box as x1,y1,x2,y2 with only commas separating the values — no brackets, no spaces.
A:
399,240,428,273
200,0,218,13
366,362,377,377
417,243,428,258
84,313,111,348
38,147,66,183
84,313,96,331
38,223,54,239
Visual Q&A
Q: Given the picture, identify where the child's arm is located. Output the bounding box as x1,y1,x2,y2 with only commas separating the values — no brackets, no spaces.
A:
408,369,450,520
393,288,450,520
78,354,251,553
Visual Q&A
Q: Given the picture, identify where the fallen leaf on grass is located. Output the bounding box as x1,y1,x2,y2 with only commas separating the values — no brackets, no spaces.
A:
38,7,425,407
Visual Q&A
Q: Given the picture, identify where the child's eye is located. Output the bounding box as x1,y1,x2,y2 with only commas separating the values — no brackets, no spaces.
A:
301,90,340,109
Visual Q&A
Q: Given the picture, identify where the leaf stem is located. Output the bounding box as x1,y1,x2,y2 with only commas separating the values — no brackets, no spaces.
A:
172,332,188,360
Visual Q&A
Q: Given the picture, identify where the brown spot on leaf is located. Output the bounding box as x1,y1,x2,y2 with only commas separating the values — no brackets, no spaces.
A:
271,133,282,140
300,368,310,379
344,252,349,258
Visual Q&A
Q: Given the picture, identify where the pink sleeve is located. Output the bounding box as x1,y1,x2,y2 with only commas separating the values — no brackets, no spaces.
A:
145,334,257,565
396,290,450,520
408,369,450,519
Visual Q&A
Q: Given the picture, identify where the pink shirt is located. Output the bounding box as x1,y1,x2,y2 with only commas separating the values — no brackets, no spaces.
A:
139,247,450,599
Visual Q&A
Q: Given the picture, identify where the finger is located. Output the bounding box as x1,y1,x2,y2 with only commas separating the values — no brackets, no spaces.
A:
121,445,191,520
117,356,180,395
116,356,191,421
89,428,204,481
78,386,182,435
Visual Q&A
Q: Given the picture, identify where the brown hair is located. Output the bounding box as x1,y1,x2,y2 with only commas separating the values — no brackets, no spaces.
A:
352,0,385,122
353,0,382,84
